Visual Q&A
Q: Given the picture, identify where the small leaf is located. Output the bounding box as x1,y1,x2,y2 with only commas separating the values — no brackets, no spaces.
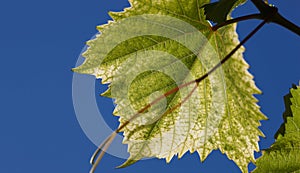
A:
202,0,247,24
253,84,300,173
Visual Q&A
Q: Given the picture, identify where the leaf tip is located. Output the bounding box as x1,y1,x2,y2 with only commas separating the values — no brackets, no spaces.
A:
72,67,79,73
117,159,138,169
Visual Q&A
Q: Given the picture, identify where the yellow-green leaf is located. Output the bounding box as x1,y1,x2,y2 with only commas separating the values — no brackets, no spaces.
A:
253,84,300,173
72,0,266,172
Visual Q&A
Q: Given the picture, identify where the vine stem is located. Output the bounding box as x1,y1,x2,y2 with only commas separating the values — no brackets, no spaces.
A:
211,0,300,36
89,20,268,173
212,14,262,31
251,0,300,36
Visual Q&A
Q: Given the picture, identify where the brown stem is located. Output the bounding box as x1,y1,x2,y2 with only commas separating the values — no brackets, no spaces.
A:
89,132,117,173
271,12,300,36
212,14,263,31
251,0,300,36
213,0,300,36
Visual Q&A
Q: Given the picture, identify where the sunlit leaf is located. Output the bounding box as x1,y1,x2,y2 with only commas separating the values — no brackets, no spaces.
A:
253,84,300,173
73,0,266,172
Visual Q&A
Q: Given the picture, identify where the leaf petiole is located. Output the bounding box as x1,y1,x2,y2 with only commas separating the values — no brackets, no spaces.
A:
212,14,262,31
251,0,300,36
211,0,300,36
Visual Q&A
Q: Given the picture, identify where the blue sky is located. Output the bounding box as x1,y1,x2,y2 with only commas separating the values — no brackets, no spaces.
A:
0,0,299,173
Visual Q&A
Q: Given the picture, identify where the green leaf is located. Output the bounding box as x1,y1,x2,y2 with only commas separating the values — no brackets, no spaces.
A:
73,0,266,172
253,84,300,173
202,0,247,24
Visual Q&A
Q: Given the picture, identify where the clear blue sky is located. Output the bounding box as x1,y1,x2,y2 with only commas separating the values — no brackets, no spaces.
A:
0,0,299,173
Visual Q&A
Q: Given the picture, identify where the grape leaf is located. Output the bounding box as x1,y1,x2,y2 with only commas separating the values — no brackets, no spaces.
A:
253,84,300,173
202,0,247,24
72,0,266,172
